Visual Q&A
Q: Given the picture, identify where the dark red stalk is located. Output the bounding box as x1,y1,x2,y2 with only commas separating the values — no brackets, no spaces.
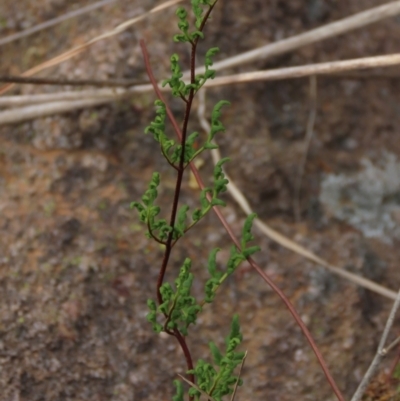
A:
155,3,218,306
140,40,345,401
143,5,219,392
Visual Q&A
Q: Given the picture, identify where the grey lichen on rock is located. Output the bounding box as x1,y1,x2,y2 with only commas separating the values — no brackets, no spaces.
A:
320,152,400,242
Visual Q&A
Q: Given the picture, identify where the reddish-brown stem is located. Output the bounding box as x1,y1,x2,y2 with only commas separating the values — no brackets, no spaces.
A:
153,64,195,305
140,7,218,396
174,329,195,383
150,2,217,305
147,222,167,246
140,40,345,401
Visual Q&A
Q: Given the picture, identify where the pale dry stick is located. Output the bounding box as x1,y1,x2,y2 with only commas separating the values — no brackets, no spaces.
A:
187,0,400,77
204,53,400,87
0,76,146,87
2,52,400,126
141,40,345,401
230,351,247,401
177,374,216,401
0,0,117,47
384,335,400,354
0,99,118,126
0,0,183,95
197,89,398,301
0,88,131,107
2,0,399,97
351,287,400,401
4,67,400,89
294,75,317,222
2,53,400,107
0,84,151,126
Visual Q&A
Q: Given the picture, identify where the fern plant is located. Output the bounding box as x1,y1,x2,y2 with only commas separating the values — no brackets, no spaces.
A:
131,1,260,399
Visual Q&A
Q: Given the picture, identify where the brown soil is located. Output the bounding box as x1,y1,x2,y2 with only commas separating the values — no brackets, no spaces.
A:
1,1,400,400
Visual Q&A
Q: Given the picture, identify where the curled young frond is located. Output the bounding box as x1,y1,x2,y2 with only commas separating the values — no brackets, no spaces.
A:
210,100,230,139
130,172,173,242
162,54,187,97
145,100,177,167
240,213,260,258
173,1,214,43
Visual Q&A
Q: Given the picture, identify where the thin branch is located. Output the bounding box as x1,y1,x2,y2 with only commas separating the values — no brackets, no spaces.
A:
173,328,195,385
384,335,400,355
0,98,119,126
351,287,400,401
141,38,345,401
3,53,400,126
177,374,217,401
0,87,134,106
294,75,317,221
230,351,247,401
0,0,184,95
188,0,400,76
0,76,146,87
197,89,398,301
204,53,400,87
2,0,400,96
0,0,117,47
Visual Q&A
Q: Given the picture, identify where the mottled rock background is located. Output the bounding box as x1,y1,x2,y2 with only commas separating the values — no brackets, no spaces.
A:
1,1,400,400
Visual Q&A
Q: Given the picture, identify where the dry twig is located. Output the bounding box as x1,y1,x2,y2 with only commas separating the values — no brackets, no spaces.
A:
351,288,400,401
177,374,217,401
2,53,400,107
0,76,145,87
2,0,400,97
204,53,400,87
230,351,247,401
3,53,400,126
189,0,400,75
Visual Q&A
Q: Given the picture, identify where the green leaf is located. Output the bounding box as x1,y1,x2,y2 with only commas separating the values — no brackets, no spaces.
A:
210,198,226,207
209,100,230,140
172,380,184,401
190,30,204,40
207,248,220,277
175,205,189,238
131,172,174,241
241,213,258,249
226,246,246,274
205,47,219,68
209,341,223,366
242,245,261,258
199,188,212,210
203,141,218,150
162,54,187,97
